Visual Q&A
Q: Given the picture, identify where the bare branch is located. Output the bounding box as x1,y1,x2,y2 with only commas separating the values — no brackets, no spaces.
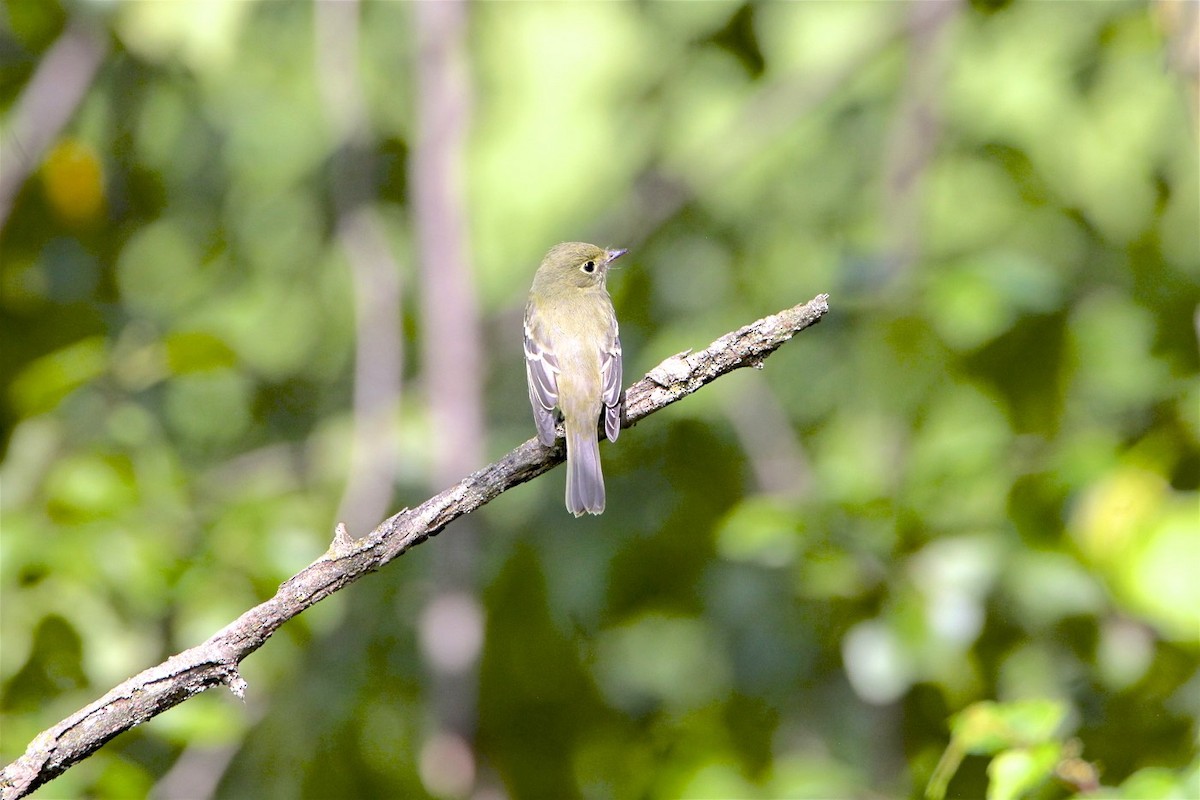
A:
0,293,829,800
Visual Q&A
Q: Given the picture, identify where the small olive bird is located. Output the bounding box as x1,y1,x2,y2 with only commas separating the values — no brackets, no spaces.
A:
524,242,625,516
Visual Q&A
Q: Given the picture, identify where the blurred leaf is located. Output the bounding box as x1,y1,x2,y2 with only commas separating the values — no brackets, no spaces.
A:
115,0,249,73
904,382,1012,528
1114,762,1200,800
715,496,799,567
950,699,1068,756
163,330,238,373
924,156,1023,258
43,452,137,522
1070,466,1166,567
4,0,67,50
164,370,252,448
925,251,1064,351
812,411,900,507
929,700,1070,800
94,755,155,800
769,755,866,800
115,217,203,320
673,760,757,800
41,138,105,226
842,618,913,705
147,694,248,747
0,615,87,713
1001,551,1107,631
1111,500,1200,642
987,742,1062,800
1069,290,1173,418
9,336,108,416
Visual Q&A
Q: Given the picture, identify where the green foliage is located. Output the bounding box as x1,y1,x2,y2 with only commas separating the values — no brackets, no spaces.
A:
2,1,1198,798
928,699,1068,800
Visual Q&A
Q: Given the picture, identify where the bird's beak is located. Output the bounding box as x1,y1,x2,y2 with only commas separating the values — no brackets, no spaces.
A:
606,248,628,264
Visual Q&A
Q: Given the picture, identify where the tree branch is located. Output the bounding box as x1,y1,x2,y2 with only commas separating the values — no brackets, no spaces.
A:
0,293,830,800
0,19,107,232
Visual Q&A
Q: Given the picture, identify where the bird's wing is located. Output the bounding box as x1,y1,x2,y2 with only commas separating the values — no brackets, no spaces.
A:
601,317,623,443
524,311,561,446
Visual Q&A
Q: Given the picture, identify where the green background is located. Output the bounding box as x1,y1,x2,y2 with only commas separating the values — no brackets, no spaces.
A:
2,1,1197,798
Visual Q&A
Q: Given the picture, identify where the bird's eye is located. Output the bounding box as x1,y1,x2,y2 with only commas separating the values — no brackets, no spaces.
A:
582,260,596,273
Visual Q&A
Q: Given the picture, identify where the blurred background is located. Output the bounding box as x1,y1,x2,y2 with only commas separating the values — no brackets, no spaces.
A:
2,1,1198,798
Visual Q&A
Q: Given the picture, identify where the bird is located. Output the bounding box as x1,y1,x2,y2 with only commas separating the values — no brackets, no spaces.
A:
524,242,625,516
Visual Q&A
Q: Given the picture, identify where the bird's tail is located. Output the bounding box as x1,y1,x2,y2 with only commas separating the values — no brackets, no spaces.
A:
565,422,605,516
